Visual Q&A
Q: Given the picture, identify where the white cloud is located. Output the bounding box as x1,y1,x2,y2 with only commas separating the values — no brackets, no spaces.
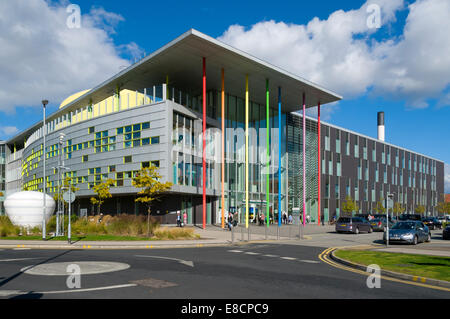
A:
0,126,19,138
0,0,141,113
218,0,450,108
445,163,450,194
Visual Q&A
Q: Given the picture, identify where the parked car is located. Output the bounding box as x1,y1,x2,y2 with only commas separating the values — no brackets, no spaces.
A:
384,221,430,245
443,225,450,240
336,217,373,234
369,218,394,232
422,217,441,230
398,214,422,221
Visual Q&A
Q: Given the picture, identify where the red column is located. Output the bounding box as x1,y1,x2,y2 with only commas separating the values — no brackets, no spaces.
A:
202,57,206,229
318,101,321,225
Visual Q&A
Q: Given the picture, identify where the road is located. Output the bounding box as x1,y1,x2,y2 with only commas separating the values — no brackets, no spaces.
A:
0,241,448,299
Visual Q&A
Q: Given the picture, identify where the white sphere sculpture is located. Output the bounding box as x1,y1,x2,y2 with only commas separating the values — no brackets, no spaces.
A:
4,191,55,228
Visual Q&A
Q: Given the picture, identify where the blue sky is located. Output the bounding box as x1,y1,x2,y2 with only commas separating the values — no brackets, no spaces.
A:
0,0,449,191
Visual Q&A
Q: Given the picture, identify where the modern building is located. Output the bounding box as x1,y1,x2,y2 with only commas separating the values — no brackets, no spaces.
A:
2,29,445,224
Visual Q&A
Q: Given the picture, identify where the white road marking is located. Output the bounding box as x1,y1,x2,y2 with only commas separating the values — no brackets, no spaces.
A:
244,252,260,255
262,254,279,258
0,290,24,297
40,284,137,294
0,284,137,296
0,258,42,262
228,250,243,253
135,255,194,267
21,261,130,276
299,260,320,264
280,257,297,260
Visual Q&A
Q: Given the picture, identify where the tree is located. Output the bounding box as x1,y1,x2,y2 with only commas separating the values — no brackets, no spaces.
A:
373,200,386,215
341,196,359,217
53,177,79,206
392,202,405,219
415,205,426,216
90,179,115,215
436,201,450,215
132,166,173,236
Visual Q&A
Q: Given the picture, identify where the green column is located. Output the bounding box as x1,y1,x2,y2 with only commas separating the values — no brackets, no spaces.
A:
266,79,270,227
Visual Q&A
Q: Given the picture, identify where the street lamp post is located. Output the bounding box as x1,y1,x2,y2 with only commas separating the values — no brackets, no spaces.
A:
42,100,48,240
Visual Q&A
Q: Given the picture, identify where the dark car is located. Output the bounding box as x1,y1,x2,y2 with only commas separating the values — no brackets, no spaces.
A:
384,221,430,245
422,217,441,230
336,217,373,234
398,214,422,221
443,226,450,240
369,218,394,232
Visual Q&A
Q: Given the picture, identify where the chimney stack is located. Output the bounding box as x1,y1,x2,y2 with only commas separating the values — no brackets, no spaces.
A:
377,111,385,141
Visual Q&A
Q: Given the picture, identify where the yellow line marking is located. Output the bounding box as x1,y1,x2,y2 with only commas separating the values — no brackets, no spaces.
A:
318,248,450,292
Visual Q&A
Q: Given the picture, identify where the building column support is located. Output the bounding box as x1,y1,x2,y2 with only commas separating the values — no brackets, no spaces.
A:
318,101,321,225
202,57,206,229
266,79,270,228
303,92,306,227
245,74,249,229
221,68,225,229
278,87,282,227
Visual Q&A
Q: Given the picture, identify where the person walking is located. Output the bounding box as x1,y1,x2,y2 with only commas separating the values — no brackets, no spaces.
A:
183,211,187,227
176,211,181,227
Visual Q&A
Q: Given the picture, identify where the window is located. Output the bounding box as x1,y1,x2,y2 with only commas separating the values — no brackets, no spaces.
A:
88,127,95,134
151,136,160,144
142,162,150,168
124,156,132,163
142,138,150,146
117,127,123,135
109,165,116,172
142,122,150,130
336,130,341,154
82,155,88,162
151,160,160,168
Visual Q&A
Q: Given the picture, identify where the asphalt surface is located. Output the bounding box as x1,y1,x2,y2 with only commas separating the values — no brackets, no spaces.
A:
0,243,448,299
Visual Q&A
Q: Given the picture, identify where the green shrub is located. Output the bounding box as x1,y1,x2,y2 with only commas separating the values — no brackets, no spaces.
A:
153,227,197,240
0,216,21,237
106,214,159,237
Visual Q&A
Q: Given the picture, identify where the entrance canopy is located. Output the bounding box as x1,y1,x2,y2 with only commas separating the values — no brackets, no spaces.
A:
59,29,342,116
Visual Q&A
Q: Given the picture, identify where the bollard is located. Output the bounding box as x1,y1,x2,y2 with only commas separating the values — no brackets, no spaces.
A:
231,225,235,243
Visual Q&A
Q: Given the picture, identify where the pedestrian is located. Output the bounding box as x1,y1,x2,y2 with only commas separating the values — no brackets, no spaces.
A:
228,213,233,231
288,214,293,224
176,211,181,227
183,211,187,227
283,212,287,224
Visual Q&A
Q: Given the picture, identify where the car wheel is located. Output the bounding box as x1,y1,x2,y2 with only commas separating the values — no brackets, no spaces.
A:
413,235,418,245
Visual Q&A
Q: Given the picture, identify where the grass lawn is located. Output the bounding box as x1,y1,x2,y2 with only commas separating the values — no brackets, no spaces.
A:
335,249,450,282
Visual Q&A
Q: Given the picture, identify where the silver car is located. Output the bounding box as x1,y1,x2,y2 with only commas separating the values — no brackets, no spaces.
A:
383,221,431,245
